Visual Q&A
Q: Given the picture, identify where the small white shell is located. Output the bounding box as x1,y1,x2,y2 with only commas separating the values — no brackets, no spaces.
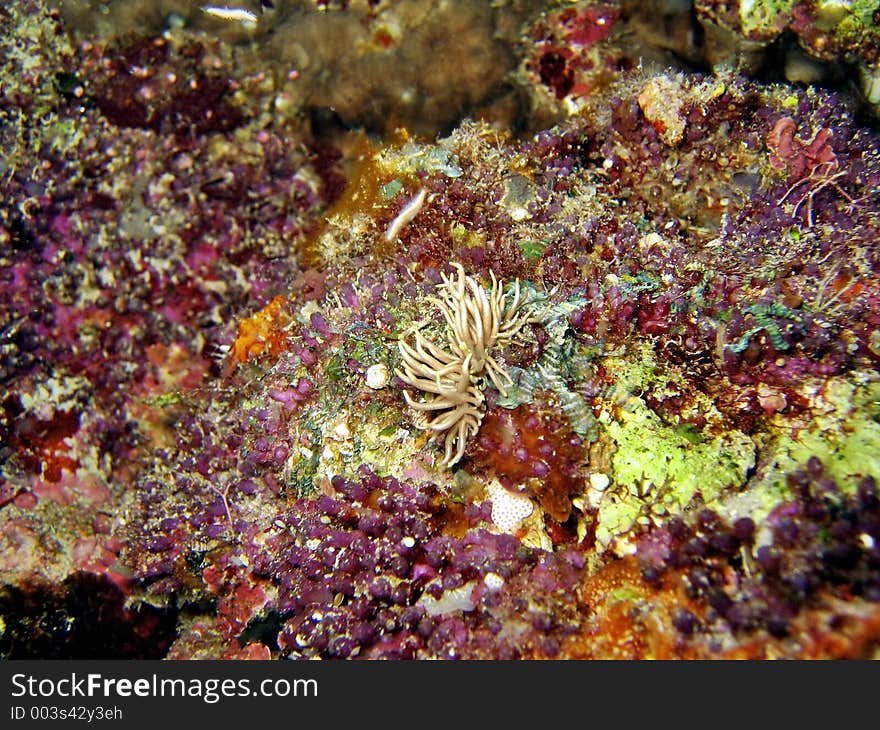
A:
589,473,611,491
365,363,390,389
859,62,880,106
483,572,505,592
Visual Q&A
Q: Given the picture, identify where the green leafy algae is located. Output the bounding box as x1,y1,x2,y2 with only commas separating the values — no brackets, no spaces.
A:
606,400,756,505
517,238,550,261
592,342,756,552
745,375,880,514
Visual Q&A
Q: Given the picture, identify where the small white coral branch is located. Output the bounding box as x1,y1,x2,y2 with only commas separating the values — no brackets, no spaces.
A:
396,263,533,467
385,188,427,242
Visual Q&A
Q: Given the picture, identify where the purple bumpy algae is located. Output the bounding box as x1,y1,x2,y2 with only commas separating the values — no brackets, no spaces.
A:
632,462,880,657
0,0,341,637
138,468,588,659
269,472,586,659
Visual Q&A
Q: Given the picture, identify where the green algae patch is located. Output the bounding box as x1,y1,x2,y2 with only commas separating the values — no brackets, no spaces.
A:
355,411,426,480
449,222,489,254
594,497,643,554
821,1,880,45
307,393,428,488
592,348,880,553
592,342,756,553
607,402,755,506
596,396,755,552
748,375,880,508
739,0,795,38
518,238,550,261
376,140,463,179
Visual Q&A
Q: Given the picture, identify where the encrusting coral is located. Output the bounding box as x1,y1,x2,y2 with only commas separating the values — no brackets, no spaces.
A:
396,263,534,466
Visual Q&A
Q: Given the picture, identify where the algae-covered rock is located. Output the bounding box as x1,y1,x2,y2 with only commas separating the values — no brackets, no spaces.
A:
3,0,880,660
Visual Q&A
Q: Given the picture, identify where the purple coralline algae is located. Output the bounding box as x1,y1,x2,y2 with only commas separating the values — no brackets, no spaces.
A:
2,0,880,659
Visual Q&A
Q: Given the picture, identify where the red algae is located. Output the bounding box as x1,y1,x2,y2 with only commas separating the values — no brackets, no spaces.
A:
472,403,589,523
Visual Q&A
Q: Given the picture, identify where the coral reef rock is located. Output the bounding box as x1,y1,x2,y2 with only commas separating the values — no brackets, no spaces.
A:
3,0,880,658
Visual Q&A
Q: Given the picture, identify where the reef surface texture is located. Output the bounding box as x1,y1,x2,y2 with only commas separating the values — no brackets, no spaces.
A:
2,0,880,659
